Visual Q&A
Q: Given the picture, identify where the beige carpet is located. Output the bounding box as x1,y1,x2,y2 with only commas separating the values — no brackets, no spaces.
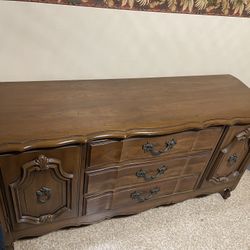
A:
15,171,250,250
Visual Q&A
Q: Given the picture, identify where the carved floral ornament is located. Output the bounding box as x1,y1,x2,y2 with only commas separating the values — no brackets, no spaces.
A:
9,154,74,224
9,0,250,17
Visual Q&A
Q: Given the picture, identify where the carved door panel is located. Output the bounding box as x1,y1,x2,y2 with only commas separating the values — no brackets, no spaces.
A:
0,146,82,232
208,126,250,185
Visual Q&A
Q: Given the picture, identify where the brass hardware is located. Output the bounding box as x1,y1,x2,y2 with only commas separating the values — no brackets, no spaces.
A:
36,187,51,203
130,187,160,202
142,139,176,156
209,171,240,184
228,154,238,165
136,165,167,181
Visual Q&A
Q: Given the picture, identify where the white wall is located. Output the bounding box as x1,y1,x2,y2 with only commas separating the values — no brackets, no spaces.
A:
0,1,250,87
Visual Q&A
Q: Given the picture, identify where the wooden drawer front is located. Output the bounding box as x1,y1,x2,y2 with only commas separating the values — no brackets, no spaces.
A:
84,175,198,215
0,146,82,231
86,152,210,194
207,126,250,185
88,127,222,168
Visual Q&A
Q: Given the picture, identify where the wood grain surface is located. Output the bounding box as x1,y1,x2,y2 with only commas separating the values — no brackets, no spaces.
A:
0,75,249,153
0,75,249,249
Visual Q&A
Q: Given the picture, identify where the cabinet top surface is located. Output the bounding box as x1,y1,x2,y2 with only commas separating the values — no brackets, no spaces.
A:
0,75,249,152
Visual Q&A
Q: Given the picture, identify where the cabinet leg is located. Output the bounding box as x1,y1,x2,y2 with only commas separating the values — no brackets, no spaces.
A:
220,188,231,199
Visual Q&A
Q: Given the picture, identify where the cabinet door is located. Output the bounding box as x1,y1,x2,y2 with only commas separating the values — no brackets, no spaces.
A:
0,146,81,233
207,126,250,185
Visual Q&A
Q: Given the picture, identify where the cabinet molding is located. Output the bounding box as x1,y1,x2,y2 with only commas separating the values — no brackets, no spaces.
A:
0,75,249,249
10,155,73,225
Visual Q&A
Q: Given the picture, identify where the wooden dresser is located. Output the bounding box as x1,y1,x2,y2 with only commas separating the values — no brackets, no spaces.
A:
0,75,249,249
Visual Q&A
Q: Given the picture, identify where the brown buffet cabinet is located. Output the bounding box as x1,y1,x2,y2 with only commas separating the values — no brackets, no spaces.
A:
0,75,249,249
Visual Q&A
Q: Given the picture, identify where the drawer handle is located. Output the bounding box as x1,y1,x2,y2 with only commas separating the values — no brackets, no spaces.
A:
228,154,238,165
36,187,51,203
209,171,240,184
136,165,167,181
142,139,176,156
130,187,160,202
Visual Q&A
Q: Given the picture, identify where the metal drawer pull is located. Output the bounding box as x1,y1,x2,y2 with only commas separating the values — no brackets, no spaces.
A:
36,187,51,203
136,165,167,181
142,139,176,156
228,154,238,165
130,187,160,202
209,171,240,184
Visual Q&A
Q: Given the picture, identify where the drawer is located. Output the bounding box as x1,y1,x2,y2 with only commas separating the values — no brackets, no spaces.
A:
85,151,211,194
0,146,82,231
88,127,222,168
84,175,199,215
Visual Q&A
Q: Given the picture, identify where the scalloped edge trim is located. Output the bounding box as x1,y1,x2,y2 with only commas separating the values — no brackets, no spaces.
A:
0,117,250,154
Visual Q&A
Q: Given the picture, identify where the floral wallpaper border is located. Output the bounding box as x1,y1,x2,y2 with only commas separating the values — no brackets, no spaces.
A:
7,0,250,17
